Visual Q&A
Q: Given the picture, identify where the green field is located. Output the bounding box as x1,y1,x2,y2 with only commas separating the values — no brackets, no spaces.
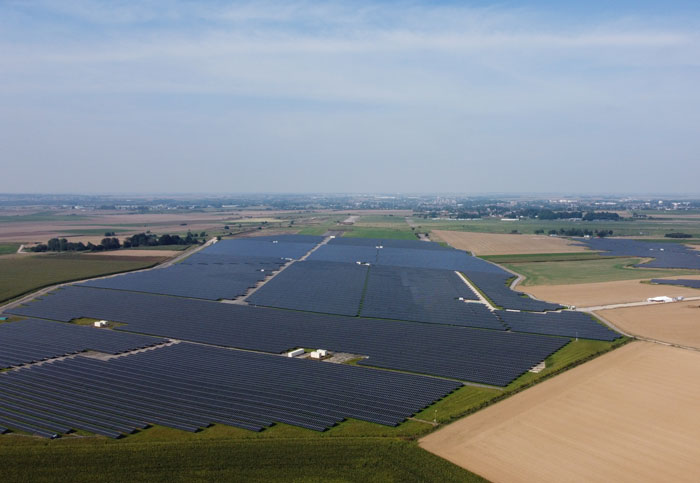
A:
0,429,483,482
481,252,613,264
0,243,20,255
0,254,165,303
421,217,700,237
504,257,700,286
343,228,418,240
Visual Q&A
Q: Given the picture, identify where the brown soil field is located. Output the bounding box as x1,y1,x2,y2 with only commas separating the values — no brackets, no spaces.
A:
432,230,590,255
420,342,700,483
83,249,182,258
520,275,700,307
597,301,700,349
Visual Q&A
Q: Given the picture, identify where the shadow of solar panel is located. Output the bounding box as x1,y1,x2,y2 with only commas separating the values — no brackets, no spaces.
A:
360,266,504,329
465,271,563,311
81,256,284,300
248,261,368,316
9,287,568,386
0,319,164,369
497,310,620,341
650,278,700,289
579,238,700,269
0,342,461,435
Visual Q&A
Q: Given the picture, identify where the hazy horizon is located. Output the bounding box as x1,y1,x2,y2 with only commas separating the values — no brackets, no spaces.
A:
2,1,699,194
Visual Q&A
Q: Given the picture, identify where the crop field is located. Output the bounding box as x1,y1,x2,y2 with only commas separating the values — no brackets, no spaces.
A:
0,254,165,303
596,300,700,349
0,243,20,255
504,257,699,286
1,429,484,483
433,230,590,255
420,217,700,237
420,342,700,483
520,276,700,307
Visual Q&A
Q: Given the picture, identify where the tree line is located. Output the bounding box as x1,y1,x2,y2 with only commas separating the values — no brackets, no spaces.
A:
30,231,206,253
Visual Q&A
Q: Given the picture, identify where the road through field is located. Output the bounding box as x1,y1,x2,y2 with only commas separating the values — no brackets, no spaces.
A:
420,341,700,483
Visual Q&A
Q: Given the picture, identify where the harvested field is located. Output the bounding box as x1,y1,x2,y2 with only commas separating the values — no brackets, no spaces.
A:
597,301,700,349
433,230,589,255
520,276,700,307
420,342,700,483
83,249,182,258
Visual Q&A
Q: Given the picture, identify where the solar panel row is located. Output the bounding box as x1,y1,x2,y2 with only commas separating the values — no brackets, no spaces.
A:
0,318,165,369
0,342,460,437
248,261,368,316
8,286,568,386
81,256,284,301
496,310,620,341
359,266,504,329
580,238,700,270
650,278,700,289
465,272,564,311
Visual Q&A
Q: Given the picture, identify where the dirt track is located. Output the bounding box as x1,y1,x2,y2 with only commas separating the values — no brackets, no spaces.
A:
520,276,700,307
596,301,700,349
420,342,700,483
433,230,589,255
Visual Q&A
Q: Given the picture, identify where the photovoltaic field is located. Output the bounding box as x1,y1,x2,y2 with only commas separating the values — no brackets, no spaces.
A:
0,234,620,439
580,238,700,269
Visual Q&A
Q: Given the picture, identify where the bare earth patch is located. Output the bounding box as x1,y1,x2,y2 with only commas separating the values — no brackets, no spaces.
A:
83,249,182,258
420,342,700,483
520,276,700,307
432,230,589,255
597,301,700,349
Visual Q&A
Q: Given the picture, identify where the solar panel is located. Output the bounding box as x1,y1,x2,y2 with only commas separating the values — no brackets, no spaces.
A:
0,318,165,369
579,238,700,270
248,261,368,316
360,266,503,329
497,310,620,341
9,286,568,386
650,279,700,289
0,342,461,436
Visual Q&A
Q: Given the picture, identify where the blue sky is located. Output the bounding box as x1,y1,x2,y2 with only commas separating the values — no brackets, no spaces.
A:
1,1,698,194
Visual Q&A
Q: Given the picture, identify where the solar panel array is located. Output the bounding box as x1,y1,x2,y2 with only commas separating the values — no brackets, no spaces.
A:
8,286,568,386
497,310,620,341
202,236,322,259
330,237,452,251
0,319,165,369
359,266,504,329
580,238,700,269
81,256,285,301
465,272,564,311
650,278,700,289
248,261,369,316
0,342,460,438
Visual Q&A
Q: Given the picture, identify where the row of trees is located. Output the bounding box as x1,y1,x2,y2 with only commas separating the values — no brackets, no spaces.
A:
30,231,206,253
30,237,122,252
123,232,205,248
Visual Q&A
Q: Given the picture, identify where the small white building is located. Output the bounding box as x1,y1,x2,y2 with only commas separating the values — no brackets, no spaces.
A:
287,348,305,357
94,320,109,328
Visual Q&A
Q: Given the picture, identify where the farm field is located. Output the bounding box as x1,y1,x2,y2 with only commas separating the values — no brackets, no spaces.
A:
504,257,699,286
420,217,700,237
83,249,183,258
596,300,700,349
520,276,700,307
420,342,700,483
0,243,20,255
433,230,589,255
1,429,483,483
0,253,166,303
